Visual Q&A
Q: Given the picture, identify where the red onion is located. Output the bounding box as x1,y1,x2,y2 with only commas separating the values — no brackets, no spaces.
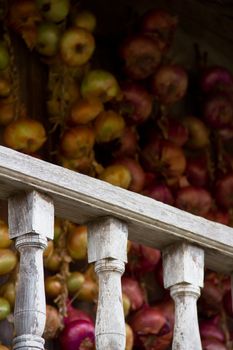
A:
120,82,153,125
199,317,225,343
203,93,233,128
204,209,230,225
200,272,224,315
201,66,233,94
127,242,161,274
223,290,233,317
185,157,209,187
175,186,212,216
64,302,94,326
202,339,227,350
120,34,161,80
122,277,145,311
113,157,145,192
143,183,174,205
215,173,233,209
141,244,161,262
141,9,178,52
113,127,138,158
60,320,95,350
159,118,188,146
152,64,188,105
141,139,186,178
130,305,173,350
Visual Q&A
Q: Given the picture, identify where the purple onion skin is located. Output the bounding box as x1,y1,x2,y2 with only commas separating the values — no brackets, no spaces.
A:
203,93,233,128
202,339,227,350
201,66,233,94
143,184,174,205
199,318,225,343
60,320,95,350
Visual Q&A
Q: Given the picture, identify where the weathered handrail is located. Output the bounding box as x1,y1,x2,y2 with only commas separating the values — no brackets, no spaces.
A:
0,145,233,350
0,146,233,273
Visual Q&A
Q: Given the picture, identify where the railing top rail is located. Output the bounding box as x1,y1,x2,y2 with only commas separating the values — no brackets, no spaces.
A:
0,145,233,273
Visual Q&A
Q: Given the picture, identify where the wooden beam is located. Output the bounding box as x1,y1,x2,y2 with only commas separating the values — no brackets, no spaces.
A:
0,146,233,273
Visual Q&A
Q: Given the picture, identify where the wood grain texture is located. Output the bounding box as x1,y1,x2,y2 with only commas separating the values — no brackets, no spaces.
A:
0,146,233,273
163,243,204,350
8,191,54,350
87,217,128,263
8,191,54,239
95,260,126,350
88,218,128,350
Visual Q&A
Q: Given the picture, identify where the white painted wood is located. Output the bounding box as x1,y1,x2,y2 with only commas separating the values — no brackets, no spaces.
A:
8,191,54,239
0,146,232,273
87,217,128,263
163,243,204,350
88,217,128,350
8,191,54,350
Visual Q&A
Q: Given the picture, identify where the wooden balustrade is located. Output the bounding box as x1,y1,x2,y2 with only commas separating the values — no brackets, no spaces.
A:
0,145,233,349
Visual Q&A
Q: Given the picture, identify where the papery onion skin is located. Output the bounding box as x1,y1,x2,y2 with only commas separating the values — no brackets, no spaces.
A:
200,66,233,94
143,183,174,205
202,338,227,350
215,173,233,209
120,82,153,125
203,93,233,129
122,276,145,311
60,319,95,350
152,64,188,105
120,34,162,80
175,186,212,216
141,9,178,52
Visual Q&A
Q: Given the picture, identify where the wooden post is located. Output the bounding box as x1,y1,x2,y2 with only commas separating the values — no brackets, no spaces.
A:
163,242,204,350
87,217,128,350
8,190,54,350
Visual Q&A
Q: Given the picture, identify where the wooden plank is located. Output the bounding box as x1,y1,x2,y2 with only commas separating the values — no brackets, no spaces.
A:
0,146,233,273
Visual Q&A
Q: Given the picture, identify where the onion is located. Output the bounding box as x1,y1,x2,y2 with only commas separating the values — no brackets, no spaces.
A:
113,127,138,158
122,277,145,311
120,82,153,125
200,66,233,94
183,116,210,149
159,117,188,146
64,302,94,326
215,173,233,209
185,156,209,187
202,339,227,350
175,186,212,216
99,164,132,189
113,157,145,192
120,34,161,80
141,139,186,178
203,93,233,128
223,290,233,317
199,317,225,343
43,305,62,340
130,305,173,350
125,323,134,350
199,271,224,315
141,9,178,52
204,209,230,225
127,242,161,274
60,320,95,350
143,183,174,205
152,64,188,105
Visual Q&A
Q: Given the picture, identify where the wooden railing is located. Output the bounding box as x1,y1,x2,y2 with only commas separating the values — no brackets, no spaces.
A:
0,145,233,350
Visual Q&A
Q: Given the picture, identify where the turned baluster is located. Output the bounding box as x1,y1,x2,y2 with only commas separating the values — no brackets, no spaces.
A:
87,217,128,350
163,242,204,350
8,190,54,350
